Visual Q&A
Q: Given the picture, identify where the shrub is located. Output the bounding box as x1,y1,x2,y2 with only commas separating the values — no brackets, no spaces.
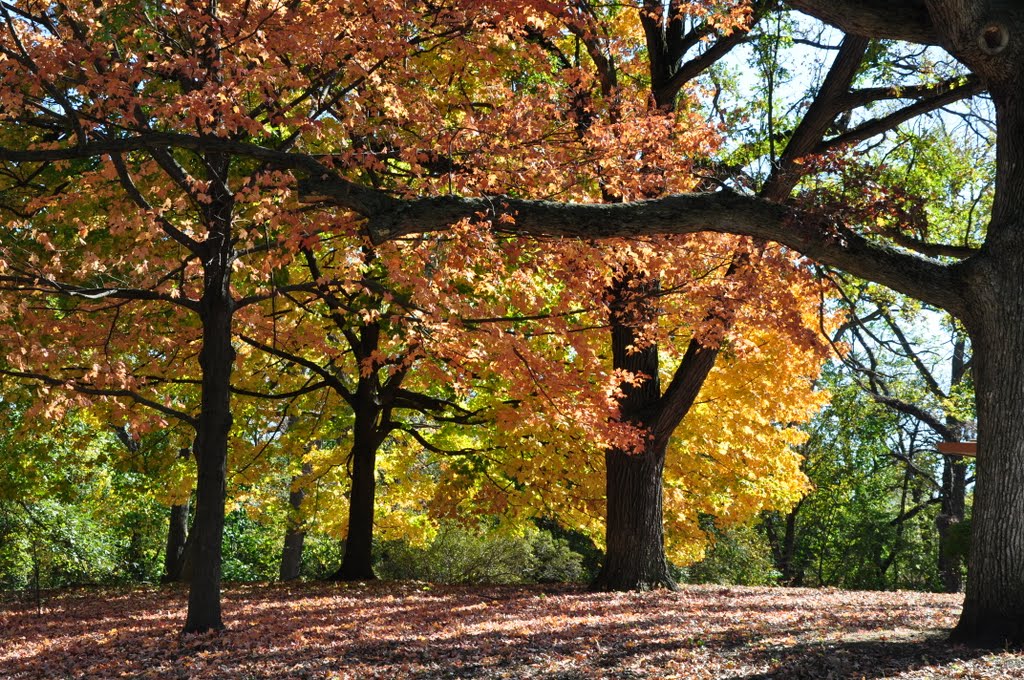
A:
684,523,780,586
375,522,586,585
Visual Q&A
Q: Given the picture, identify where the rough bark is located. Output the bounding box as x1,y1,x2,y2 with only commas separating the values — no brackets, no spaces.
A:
787,0,937,44
280,463,312,582
953,307,1024,645
592,270,676,591
949,77,1024,645
593,443,677,590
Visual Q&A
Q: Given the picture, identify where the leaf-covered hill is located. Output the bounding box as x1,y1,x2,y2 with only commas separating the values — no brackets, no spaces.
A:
2,583,1021,679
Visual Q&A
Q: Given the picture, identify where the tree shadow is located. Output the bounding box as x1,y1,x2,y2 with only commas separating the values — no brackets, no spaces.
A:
732,634,1012,679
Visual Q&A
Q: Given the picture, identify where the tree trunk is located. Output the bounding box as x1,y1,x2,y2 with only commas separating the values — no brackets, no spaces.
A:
330,425,378,581
592,441,676,590
162,447,192,584
952,86,1024,646
279,526,306,583
592,269,677,591
183,233,236,633
331,325,382,582
280,464,311,581
937,335,969,593
162,501,191,583
952,319,1024,645
937,455,967,593
764,505,802,586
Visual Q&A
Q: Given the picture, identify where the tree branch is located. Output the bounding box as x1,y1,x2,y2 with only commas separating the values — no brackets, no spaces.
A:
786,0,937,44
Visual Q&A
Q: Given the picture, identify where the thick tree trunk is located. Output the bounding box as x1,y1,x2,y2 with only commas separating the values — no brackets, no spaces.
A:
280,464,311,581
592,269,677,591
183,236,235,633
331,324,382,582
952,299,1024,644
330,424,378,581
592,441,677,590
952,86,1024,646
162,447,192,584
952,321,1024,645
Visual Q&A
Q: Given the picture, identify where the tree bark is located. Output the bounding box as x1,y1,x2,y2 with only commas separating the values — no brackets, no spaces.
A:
330,414,379,581
592,269,677,591
331,326,382,582
593,441,677,590
950,82,1024,646
183,193,236,632
280,463,311,582
162,459,192,583
952,318,1024,645
936,455,967,592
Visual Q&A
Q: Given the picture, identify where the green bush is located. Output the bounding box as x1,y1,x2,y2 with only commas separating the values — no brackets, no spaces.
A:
684,523,780,586
221,510,282,582
299,531,345,580
375,522,586,585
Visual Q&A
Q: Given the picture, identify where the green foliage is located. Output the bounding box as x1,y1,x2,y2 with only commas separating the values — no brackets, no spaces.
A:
683,522,780,586
298,532,346,580
221,510,283,582
0,496,165,589
534,518,603,582
771,366,950,591
375,522,585,585
941,516,971,563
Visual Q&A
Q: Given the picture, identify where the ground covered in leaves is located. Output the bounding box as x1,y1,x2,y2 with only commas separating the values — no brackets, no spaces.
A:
3,582,1023,679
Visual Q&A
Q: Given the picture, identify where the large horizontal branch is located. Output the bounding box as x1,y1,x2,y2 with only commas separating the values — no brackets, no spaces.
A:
786,0,937,45
0,131,970,316
301,181,969,317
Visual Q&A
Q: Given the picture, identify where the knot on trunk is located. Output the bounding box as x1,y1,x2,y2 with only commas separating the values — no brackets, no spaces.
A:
978,22,1010,55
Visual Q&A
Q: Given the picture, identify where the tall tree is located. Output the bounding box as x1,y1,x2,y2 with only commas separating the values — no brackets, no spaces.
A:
0,0,487,631
299,1,1024,646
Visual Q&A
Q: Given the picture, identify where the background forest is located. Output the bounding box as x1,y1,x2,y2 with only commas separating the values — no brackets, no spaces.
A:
0,0,988,622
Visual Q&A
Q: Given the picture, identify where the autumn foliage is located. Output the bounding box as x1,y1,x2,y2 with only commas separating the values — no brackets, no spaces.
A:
0,0,843,634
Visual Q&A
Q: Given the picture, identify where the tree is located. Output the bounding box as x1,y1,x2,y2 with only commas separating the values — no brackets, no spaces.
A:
828,280,975,592
4,0,1017,645
0,0,462,631
299,1,1024,646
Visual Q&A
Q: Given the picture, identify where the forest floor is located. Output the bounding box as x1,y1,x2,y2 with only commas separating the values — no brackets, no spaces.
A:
2,582,1023,679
